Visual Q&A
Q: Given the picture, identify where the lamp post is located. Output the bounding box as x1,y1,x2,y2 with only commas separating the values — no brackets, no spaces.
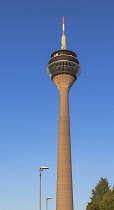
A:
39,166,49,210
46,197,52,210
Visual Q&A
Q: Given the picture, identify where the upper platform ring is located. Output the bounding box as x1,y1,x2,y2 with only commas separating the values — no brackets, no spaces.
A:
47,49,81,80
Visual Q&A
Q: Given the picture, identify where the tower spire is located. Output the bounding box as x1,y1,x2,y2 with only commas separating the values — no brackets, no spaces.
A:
61,17,66,49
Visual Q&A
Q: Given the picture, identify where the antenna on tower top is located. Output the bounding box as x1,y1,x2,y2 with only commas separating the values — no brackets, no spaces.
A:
61,17,66,49
62,17,65,34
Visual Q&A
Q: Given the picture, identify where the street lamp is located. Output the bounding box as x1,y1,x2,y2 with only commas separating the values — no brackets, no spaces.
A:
39,166,49,210
46,197,52,210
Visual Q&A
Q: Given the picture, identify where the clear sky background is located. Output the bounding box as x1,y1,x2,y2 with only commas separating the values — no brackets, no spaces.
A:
0,0,114,210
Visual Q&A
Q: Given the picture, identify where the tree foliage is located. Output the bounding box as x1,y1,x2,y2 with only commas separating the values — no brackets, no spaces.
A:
86,178,114,210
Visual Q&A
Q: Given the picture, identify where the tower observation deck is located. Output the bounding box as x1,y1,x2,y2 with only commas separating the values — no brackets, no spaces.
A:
47,17,81,210
47,49,80,80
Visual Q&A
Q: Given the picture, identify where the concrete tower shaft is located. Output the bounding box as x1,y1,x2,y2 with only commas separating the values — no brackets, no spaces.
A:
53,74,74,210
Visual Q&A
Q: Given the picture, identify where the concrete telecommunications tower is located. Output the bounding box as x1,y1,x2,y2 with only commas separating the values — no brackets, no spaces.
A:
47,17,81,210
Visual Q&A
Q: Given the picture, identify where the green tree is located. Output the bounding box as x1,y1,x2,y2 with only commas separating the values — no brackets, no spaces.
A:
86,178,114,210
99,188,114,210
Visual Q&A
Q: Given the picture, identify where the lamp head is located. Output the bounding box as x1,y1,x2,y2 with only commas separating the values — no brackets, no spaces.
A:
40,166,49,170
46,197,52,200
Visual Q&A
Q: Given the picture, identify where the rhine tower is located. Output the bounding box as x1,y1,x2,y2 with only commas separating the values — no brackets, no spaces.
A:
47,17,81,210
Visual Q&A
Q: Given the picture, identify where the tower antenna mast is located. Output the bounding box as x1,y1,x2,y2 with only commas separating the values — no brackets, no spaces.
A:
61,17,66,49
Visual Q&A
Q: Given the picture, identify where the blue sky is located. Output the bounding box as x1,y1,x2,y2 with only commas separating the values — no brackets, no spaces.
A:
0,0,114,210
